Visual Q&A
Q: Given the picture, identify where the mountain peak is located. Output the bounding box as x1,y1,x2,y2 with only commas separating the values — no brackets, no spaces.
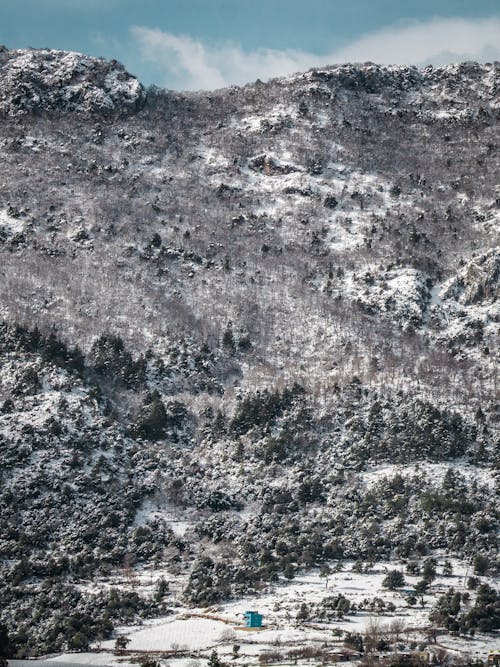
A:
0,47,145,116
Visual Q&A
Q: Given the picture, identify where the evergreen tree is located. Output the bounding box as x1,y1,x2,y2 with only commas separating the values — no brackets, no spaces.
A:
131,391,168,440
0,624,12,660
207,650,224,667
222,322,235,353
382,570,405,590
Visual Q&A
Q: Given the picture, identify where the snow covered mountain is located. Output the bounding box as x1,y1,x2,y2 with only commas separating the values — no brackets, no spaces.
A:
0,48,498,657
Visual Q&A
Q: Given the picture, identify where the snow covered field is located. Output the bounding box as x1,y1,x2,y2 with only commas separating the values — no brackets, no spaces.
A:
43,560,499,666
102,617,231,652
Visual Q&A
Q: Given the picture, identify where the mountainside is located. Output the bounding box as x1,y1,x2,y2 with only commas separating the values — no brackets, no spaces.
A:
0,48,498,656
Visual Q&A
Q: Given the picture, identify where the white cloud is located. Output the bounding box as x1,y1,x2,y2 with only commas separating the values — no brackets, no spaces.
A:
131,26,322,90
131,17,500,90
331,17,500,65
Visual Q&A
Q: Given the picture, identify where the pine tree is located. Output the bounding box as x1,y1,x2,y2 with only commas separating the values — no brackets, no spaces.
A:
207,650,224,667
222,322,235,353
0,624,12,660
382,570,405,590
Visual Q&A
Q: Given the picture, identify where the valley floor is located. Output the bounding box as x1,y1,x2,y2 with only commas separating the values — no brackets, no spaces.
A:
34,560,499,667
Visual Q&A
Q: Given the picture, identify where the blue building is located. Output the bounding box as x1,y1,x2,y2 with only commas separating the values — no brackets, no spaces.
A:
244,610,263,628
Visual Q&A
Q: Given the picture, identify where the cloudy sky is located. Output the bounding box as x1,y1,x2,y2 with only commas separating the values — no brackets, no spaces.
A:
1,0,499,90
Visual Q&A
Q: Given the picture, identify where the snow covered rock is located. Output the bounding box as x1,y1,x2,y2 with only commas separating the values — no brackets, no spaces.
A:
443,248,500,306
0,47,145,115
350,267,430,329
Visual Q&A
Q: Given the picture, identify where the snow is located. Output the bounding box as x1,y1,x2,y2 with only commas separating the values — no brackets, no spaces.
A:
88,562,499,662
360,461,496,490
46,654,128,666
429,284,443,308
233,104,298,133
196,146,230,170
0,208,27,234
0,48,144,115
219,568,431,633
101,617,232,652
169,521,192,537
132,499,195,536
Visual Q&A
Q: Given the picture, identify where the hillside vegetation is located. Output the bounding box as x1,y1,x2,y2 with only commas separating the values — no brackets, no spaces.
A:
0,48,498,655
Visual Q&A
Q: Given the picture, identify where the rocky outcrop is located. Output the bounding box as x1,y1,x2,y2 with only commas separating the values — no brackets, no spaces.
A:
444,248,500,305
0,47,145,115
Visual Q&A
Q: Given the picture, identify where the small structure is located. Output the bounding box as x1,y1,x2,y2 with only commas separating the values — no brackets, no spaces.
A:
244,610,263,628
488,652,500,666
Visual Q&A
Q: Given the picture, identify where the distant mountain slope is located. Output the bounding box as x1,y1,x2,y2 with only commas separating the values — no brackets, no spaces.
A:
0,50,498,654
